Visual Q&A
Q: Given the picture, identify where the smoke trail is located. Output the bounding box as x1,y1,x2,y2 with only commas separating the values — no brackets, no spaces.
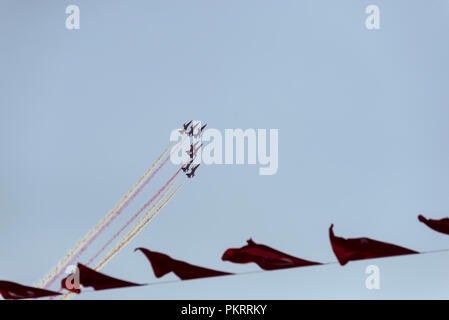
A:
86,171,181,266
97,182,185,272
45,153,172,289
58,183,176,301
60,182,185,300
95,182,185,271
44,140,186,290
38,143,174,288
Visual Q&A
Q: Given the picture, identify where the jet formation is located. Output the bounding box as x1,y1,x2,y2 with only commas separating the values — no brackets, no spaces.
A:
180,121,207,178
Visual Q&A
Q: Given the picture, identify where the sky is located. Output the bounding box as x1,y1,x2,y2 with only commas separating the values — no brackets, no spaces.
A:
1,0,449,299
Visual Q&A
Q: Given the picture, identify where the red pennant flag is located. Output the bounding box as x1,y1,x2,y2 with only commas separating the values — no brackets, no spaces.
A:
221,238,321,270
418,215,449,235
329,224,418,265
61,263,143,294
0,280,61,300
136,248,232,280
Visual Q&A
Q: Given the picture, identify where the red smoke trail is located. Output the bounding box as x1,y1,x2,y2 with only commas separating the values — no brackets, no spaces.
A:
44,139,186,290
86,166,184,266
38,143,173,289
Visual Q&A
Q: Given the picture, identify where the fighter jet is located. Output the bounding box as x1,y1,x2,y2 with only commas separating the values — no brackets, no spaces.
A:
182,159,194,172
189,144,202,159
193,124,207,139
188,123,200,137
186,164,200,178
186,142,202,159
179,120,193,135
186,141,200,153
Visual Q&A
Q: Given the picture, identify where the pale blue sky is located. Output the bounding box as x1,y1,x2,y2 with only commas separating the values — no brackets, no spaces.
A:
1,0,449,299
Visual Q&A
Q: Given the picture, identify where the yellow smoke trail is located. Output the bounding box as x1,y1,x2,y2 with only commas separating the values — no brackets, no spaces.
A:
60,181,184,300
96,181,184,271
98,176,179,270
38,143,173,288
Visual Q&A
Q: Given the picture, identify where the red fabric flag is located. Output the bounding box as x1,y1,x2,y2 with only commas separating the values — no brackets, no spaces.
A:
418,214,449,235
0,281,61,300
136,248,232,280
222,238,321,270
61,263,143,294
329,224,418,265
